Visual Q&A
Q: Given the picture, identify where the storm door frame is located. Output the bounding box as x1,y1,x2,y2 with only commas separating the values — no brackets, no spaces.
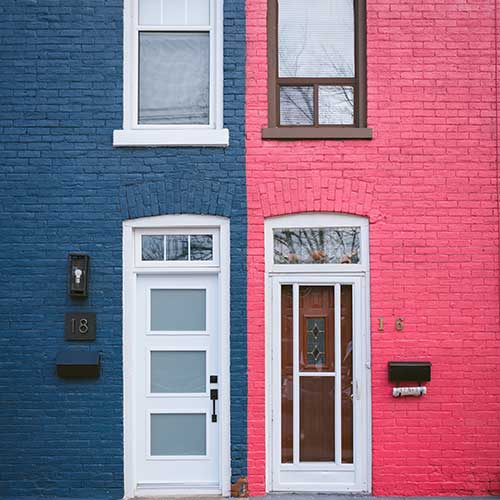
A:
264,213,372,493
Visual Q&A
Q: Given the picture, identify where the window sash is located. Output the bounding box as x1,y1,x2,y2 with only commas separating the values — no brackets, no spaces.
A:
132,0,216,128
267,0,367,130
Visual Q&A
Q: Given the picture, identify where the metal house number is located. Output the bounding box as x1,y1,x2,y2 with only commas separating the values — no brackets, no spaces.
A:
65,312,96,340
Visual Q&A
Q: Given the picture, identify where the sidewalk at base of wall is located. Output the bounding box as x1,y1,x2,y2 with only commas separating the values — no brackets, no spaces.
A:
3,496,500,500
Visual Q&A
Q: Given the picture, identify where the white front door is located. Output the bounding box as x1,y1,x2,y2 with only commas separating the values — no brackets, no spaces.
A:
270,275,369,492
135,273,221,494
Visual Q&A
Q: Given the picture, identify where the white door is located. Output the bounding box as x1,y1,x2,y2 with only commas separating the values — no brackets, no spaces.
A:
135,273,221,494
270,275,369,492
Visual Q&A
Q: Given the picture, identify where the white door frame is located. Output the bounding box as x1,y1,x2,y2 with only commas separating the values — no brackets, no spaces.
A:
264,213,372,493
123,214,231,499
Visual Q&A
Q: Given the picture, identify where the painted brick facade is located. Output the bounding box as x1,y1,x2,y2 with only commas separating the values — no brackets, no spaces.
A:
246,0,500,496
0,0,246,498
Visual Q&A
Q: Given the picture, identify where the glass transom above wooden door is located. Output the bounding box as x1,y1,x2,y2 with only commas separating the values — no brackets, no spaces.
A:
281,284,353,465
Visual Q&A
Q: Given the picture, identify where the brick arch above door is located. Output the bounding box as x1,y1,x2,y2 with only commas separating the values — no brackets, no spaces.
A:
248,177,382,221
119,177,237,220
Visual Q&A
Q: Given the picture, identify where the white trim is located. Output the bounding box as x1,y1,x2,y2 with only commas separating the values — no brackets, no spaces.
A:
113,128,229,147
123,214,231,499
264,213,372,494
266,213,369,274
115,0,228,148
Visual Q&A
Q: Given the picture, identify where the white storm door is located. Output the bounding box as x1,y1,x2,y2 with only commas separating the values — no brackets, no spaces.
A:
135,273,220,493
271,276,369,493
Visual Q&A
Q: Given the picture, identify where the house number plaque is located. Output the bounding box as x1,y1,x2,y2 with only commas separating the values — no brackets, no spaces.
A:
65,312,96,340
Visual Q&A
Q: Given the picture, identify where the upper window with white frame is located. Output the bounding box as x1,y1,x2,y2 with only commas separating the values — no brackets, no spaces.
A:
114,0,229,147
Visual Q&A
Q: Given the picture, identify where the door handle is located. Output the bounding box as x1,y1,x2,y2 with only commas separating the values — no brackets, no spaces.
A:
210,389,218,423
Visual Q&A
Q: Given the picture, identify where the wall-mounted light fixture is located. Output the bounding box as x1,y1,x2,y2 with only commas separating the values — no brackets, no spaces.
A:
68,254,89,297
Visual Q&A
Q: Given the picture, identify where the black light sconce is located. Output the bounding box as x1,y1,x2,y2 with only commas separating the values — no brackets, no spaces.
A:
68,254,89,298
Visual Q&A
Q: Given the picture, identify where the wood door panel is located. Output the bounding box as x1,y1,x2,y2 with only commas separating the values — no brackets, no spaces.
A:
299,286,334,372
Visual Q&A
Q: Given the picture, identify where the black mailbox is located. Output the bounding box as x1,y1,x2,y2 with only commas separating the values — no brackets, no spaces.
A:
56,350,100,378
388,361,431,383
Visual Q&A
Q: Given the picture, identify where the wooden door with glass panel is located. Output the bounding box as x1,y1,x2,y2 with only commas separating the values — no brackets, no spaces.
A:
277,283,354,488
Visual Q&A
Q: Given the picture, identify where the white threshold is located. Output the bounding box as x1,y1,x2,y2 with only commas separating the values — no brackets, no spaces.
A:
113,128,229,147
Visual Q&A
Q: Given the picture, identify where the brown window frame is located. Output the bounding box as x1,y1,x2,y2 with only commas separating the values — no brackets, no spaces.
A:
263,0,372,140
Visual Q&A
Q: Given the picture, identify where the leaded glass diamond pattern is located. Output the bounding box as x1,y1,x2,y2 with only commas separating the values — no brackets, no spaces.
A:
307,318,325,366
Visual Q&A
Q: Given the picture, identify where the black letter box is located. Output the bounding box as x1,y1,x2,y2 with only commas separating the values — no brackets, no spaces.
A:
56,350,100,378
388,361,431,383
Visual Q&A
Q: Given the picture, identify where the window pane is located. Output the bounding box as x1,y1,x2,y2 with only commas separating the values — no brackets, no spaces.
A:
341,285,353,464
165,235,189,260
190,235,213,261
280,86,313,125
278,0,354,78
151,413,206,455
163,0,186,25
299,377,335,461
319,86,354,125
139,0,162,25
188,0,210,24
142,235,164,261
139,32,210,124
151,351,206,393
273,227,361,264
281,285,293,463
150,289,206,331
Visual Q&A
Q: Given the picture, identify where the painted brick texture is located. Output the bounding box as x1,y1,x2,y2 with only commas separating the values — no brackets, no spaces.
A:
0,0,246,498
246,0,500,496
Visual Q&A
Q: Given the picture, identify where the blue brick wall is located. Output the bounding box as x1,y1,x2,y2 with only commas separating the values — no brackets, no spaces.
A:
0,0,247,498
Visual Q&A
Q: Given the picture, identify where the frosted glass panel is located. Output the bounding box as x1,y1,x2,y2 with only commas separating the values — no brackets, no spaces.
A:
278,0,354,78
163,0,186,25
150,289,206,331
188,0,210,24
151,351,206,393
139,32,209,124
319,86,354,125
151,413,206,455
139,0,162,24
280,86,313,125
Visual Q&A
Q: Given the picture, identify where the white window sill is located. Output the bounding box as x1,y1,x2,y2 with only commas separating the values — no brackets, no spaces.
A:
113,128,229,147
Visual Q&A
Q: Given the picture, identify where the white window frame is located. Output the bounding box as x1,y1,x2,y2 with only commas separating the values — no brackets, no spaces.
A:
266,213,369,274
114,0,228,147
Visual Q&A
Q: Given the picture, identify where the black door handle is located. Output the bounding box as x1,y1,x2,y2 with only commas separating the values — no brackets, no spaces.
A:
210,389,218,423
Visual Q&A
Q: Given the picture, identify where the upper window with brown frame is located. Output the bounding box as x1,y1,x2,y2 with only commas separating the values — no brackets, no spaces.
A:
263,0,372,140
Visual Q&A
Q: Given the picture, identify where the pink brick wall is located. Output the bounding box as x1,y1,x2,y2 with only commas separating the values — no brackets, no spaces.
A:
246,0,500,495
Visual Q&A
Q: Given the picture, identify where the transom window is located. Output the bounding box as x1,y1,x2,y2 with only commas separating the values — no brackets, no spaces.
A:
135,227,220,267
273,227,361,264
263,0,371,140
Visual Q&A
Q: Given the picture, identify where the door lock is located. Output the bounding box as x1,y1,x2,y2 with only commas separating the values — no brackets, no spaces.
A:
210,388,218,423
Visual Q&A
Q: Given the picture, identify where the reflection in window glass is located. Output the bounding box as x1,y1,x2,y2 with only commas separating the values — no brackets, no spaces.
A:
280,86,314,125
142,235,164,261
190,235,213,261
278,0,354,78
165,235,189,260
319,86,354,125
273,227,360,264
